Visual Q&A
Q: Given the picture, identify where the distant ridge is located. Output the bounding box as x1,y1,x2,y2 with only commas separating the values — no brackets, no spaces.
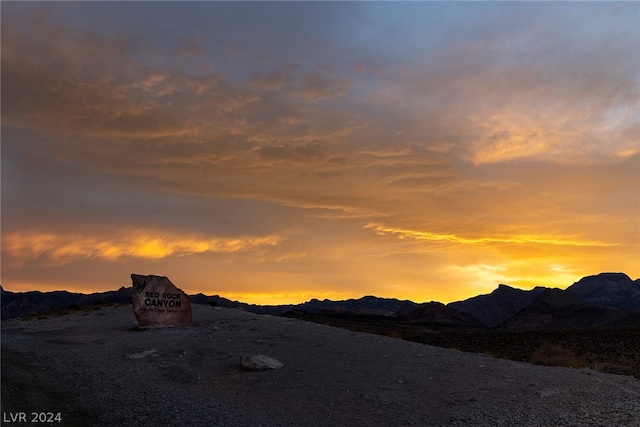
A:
2,273,639,329
567,272,640,310
447,284,546,327
498,287,638,330
192,294,421,317
0,286,132,320
397,301,485,327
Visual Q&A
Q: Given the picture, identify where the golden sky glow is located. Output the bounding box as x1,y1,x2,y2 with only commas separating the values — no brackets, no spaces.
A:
1,2,638,304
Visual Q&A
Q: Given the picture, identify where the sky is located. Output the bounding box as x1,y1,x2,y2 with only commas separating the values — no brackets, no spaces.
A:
2,1,639,305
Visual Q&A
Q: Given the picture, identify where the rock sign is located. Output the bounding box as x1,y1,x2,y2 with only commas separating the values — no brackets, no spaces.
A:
131,274,192,328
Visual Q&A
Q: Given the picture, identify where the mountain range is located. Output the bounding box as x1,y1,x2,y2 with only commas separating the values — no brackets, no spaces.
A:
2,272,638,330
451,273,640,328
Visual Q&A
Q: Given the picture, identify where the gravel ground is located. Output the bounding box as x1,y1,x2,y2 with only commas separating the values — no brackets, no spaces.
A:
2,304,640,426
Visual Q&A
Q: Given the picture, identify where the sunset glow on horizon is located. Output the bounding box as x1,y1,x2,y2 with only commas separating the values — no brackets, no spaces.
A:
2,2,638,305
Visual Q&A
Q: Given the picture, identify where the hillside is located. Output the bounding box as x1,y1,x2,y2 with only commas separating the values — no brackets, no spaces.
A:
499,288,638,330
567,272,640,310
447,284,546,327
3,304,639,426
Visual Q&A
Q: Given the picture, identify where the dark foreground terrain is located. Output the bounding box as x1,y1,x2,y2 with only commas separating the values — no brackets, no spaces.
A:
282,310,640,379
3,305,640,426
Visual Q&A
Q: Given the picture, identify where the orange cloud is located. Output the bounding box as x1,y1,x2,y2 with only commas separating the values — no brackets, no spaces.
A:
365,223,616,248
2,230,280,264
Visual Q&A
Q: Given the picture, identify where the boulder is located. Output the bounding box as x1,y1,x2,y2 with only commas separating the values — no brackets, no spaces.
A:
240,353,284,371
131,274,192,328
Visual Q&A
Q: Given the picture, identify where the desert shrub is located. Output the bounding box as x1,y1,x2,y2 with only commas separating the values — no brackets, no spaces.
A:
384,329,402,339
530,342,585,368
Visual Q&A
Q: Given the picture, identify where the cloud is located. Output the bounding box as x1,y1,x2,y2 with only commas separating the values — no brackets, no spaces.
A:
352,3,640,165
2,230,280,265
249,63,300,90
1,2,638,301
173,36,206,59
365,223,616,248
258,142,328,162
301,68,350,101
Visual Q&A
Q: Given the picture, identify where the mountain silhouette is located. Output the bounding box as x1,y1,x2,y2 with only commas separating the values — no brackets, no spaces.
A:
447,284,546,327
567,272,639,310
397,301,484,327
0,286,131,320
498,287,639,329
2,273,639,329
